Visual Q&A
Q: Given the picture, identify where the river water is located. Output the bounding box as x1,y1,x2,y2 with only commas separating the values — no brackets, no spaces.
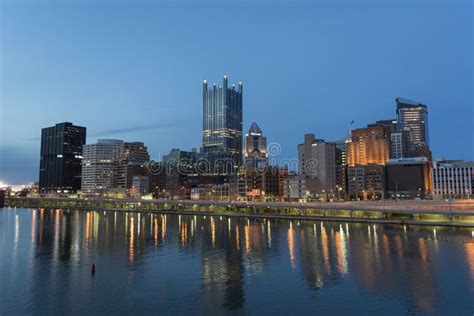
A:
0,208,473,314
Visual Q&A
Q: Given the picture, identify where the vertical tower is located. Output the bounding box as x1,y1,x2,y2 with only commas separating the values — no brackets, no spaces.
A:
396,97,429,146
39,122,86,193
298,133,337,198
244,122,267,168
202,75,243,174
81,139,124,195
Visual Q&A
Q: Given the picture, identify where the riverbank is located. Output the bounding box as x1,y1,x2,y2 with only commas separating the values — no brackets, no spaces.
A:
4,196,474,227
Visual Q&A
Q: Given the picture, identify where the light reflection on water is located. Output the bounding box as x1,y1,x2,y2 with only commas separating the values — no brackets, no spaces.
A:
0,207,473,314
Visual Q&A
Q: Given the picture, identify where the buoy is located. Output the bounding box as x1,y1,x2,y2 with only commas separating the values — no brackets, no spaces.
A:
91,264,96,275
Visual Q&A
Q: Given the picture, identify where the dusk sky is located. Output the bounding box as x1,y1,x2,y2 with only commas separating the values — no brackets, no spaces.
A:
0,0,472,184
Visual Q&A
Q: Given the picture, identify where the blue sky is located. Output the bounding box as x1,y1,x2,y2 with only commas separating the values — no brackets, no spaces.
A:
0,0,472,183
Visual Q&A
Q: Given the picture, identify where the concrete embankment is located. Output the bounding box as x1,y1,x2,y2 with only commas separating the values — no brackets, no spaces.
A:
4,196,474,227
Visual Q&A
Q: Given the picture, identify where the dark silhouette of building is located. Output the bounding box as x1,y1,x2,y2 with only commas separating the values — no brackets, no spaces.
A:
385,157,432,199
335,140,348,200
39,122,86,193
0,190,5,207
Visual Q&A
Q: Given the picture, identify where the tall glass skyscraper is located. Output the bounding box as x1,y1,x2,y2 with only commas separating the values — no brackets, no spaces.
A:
396,97,429,145
202,75,243,173
39,122,86,193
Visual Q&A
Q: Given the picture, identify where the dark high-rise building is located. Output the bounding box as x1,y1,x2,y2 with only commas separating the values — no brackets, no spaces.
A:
39,122,86,193
202,75,243,174
335,140,348,200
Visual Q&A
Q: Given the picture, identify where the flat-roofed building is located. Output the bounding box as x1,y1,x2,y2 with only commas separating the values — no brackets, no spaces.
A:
347,126,390,167
385,157,432,199
81,139,124,195
432,160,474,199
347,165,385,200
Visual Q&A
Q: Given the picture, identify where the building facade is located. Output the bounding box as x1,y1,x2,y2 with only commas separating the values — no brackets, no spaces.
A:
385,157,432,199
81,139,124,195
335,140,348,200
131,175,149,197
113,142,150,191
347,165,385,200
432,160,474,199
390,128,412,159
202,75,243,174
396,97,429,146
298,134,337,199
39,122,86,193
347,125,390,167
283,174,308,201
244,122,268,169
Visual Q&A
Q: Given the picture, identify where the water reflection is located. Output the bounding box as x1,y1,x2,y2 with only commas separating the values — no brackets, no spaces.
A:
0,208,473,314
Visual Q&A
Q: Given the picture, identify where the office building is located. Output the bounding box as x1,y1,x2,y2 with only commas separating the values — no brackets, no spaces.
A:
298,134,337,198
432,160,474,199
202,75,243,174
263,166,287,201
390,128,412,159
39,122,86,193
347,125,390,167
347,165,385,200
114,142,150,191
396,97,429,146
283,174,308,201
244,122,268,169
81,139,124,195
385,157,432,199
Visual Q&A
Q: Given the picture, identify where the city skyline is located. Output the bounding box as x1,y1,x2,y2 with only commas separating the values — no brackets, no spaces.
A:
1,1,473,183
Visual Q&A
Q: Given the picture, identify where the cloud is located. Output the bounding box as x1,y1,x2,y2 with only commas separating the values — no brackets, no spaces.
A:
90,123,169,138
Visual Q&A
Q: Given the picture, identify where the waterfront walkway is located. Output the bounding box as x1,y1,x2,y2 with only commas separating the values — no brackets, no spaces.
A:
4,196,474,227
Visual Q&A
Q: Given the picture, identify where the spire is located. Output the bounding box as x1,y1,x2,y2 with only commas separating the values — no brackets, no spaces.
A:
223,74,228,89
247,122,263,135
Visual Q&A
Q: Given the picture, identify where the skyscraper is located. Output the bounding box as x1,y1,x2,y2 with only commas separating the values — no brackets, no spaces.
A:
202,75,243,173
244,122,267,168
396,97,429,145
298,134,337,199
39,122,86,193
81,139,124,195
396,97,431,161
